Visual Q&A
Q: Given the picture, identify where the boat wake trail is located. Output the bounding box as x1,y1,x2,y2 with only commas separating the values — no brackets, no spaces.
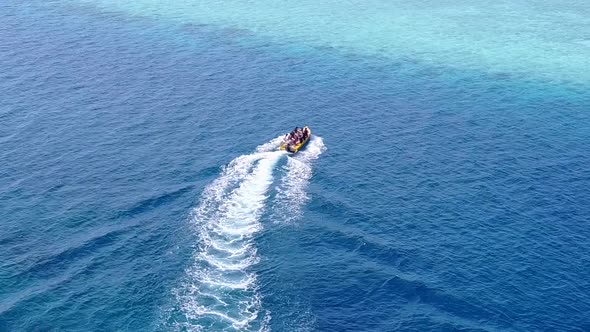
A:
273,137,326,223
173,138,285,332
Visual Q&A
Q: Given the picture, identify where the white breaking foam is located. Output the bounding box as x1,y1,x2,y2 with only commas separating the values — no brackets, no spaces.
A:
273,137,326,223
256,136,286,153
173,139,285,332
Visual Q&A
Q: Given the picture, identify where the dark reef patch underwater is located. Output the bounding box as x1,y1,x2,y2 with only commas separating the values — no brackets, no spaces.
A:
1,0,589,331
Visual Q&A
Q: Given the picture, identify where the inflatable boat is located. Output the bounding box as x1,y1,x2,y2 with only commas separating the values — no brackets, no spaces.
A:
279,126,311,154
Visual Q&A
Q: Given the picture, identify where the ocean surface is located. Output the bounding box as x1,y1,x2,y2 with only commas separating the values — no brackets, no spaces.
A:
1,1,590,331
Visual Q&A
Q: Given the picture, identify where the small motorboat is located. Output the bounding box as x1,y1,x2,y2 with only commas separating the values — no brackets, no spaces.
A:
279,126,311,154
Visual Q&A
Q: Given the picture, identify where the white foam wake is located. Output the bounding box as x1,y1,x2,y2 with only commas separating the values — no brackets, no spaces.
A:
273,136,326,223
174,140,285,332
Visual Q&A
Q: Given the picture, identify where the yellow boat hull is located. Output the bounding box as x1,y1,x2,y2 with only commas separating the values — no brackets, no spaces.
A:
279,126,311,154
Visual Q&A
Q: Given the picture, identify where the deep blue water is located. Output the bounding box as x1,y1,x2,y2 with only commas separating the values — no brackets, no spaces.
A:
1,1,590,331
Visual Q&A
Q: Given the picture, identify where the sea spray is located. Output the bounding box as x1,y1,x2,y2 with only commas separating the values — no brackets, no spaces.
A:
273,137,326,223
173,143,285,331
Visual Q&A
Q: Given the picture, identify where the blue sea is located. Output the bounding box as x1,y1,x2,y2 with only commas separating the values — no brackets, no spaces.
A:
1,0,590,331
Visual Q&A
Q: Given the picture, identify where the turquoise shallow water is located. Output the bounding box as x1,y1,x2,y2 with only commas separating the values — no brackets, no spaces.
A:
1,1,590,331
82,0,590,85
